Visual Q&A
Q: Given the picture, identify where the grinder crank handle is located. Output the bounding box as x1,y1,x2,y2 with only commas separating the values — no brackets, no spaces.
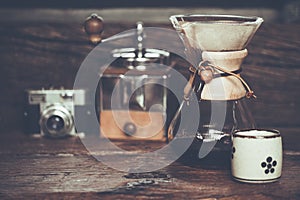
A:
84,13,104,44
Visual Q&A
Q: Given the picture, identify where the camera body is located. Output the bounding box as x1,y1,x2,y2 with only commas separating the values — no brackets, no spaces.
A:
24,88,86,138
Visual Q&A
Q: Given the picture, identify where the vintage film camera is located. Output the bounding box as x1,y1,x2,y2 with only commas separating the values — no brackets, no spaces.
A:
24,88,86,138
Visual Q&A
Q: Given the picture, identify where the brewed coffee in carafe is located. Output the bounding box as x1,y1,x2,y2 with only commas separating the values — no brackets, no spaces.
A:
168,15,263,158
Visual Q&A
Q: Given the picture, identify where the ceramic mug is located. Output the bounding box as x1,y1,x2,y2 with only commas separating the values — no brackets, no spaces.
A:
231,129,282,183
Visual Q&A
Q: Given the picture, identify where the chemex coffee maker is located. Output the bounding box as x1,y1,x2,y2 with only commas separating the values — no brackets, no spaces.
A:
168,15,263,158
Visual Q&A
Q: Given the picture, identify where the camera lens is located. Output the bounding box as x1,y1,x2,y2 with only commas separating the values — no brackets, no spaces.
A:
46,115,65,132
40,104,74,138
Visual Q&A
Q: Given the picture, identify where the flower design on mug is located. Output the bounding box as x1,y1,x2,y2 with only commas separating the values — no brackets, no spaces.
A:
231,146,236,159
261,156,277,174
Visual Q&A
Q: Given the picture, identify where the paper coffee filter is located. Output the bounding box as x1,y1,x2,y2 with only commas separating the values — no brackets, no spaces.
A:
170,15,263,51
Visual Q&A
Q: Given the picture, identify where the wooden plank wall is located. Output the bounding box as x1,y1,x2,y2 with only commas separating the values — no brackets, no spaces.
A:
0,21,299,133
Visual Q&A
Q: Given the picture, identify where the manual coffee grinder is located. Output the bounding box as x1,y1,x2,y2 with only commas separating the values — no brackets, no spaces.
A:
169,15,263,158
98,22,172,141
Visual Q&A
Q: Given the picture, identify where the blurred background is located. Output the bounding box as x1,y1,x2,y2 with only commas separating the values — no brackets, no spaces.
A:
0,0,300,23
0,0,299,135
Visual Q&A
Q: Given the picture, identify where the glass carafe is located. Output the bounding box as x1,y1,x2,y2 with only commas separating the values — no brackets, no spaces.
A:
168,15,263,158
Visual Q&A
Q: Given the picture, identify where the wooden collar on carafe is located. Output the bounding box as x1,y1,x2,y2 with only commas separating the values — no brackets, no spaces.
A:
188,61,256,99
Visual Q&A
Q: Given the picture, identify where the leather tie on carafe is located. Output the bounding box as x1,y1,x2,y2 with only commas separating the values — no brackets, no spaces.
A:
188,61,256,100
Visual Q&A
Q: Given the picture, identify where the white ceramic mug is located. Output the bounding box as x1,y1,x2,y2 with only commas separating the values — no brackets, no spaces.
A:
231,129,282,183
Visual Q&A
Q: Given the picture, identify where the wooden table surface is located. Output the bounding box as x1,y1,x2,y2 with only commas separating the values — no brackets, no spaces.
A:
0,128,299,200
0,19,300,199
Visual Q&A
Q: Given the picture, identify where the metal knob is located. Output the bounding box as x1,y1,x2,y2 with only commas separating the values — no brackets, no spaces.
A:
84,13,104,44
123,122,137,137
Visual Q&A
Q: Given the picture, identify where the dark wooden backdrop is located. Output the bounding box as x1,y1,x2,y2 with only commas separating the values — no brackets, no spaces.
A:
0,20,299,134
0,11,300,200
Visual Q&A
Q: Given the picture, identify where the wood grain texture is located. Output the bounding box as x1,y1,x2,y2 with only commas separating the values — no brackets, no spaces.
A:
0,130,299,199
0,22,299,134
0,20,299,200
